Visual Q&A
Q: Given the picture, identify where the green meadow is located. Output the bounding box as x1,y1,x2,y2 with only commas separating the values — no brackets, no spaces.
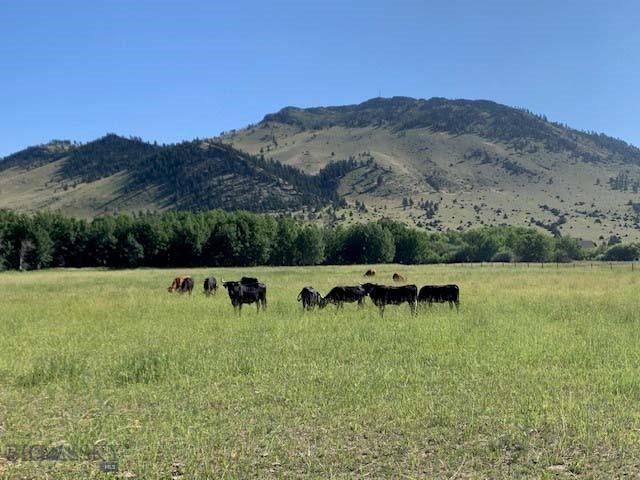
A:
1,264,640,478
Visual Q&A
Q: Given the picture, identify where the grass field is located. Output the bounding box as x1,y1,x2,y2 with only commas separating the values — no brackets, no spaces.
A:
1,264,640,478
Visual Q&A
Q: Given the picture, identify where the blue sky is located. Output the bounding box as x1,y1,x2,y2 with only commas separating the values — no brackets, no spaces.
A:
1,0,638,156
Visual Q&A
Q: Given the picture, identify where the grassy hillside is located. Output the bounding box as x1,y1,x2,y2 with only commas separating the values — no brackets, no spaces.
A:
221,97,640,242
2,265,640,478
0,135,358,216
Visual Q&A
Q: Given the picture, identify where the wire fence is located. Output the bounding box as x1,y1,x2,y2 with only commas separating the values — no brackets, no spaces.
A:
452,261,638,271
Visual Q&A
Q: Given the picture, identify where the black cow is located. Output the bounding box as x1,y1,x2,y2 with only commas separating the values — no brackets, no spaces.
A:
203,276,218,296
179,277,194,295
418,284,460,310
297,287,324,310
240,277,259,285
321,286,367,309
362,283,417,316
222,280,267,313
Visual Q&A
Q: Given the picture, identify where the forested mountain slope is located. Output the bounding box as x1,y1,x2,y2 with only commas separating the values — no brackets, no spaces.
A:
221,97,640,242
3,97,640,242
0,134,360,216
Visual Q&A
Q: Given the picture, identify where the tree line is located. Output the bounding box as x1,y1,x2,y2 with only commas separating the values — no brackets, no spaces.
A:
0,209,637,271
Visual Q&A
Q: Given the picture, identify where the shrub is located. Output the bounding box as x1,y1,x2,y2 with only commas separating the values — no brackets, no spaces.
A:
603,244,639,261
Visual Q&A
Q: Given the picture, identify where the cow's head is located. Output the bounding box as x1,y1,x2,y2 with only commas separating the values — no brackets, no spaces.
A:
222,280,241,293
318,296,328,309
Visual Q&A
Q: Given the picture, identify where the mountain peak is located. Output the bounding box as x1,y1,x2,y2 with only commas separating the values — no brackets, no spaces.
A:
260,96,639,162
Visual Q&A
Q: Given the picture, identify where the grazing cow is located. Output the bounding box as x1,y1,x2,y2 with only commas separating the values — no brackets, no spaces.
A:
297,286,324,310
362,282,417,316
321,286,367,309
240,276,259,285
168,276,192,293
392,272,406,283
222,280,267,313
203,276,218,296
418,284,460,310
364,268,376,277
179,277,194,295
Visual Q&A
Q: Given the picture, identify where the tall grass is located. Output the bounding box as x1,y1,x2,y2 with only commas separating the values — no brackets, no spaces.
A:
1,265,639,478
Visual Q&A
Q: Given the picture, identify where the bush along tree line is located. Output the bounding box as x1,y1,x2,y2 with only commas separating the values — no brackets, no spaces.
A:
0,209,637,271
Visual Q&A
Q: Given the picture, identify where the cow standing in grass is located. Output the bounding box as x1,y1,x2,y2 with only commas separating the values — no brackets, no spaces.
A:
203,276,218,296
362,282,417,316
418,284,460,310
364,268,376,277
179,277,194,295
297,287,324,310
223,280,267,313
168,276,192,293
321,286,367,309
392,272,406,283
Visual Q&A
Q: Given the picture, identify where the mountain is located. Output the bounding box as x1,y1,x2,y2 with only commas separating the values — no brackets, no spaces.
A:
2,97,640,242
220,97,640,242
0,134,358,216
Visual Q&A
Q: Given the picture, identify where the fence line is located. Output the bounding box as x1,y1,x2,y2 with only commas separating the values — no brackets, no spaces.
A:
454,261,637,270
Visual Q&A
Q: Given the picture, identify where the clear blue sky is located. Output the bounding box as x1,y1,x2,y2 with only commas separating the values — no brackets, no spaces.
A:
1,0,638,157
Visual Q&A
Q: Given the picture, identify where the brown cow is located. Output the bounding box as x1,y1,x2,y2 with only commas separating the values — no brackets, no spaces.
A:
392,272,406,283
364,268,376,277
168,276,192,293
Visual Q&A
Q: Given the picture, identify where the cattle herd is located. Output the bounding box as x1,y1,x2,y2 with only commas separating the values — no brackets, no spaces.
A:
168,270,460,316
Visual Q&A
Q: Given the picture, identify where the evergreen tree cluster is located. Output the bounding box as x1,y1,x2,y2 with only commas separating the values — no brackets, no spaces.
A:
0,210,627,271
609,172,640,193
